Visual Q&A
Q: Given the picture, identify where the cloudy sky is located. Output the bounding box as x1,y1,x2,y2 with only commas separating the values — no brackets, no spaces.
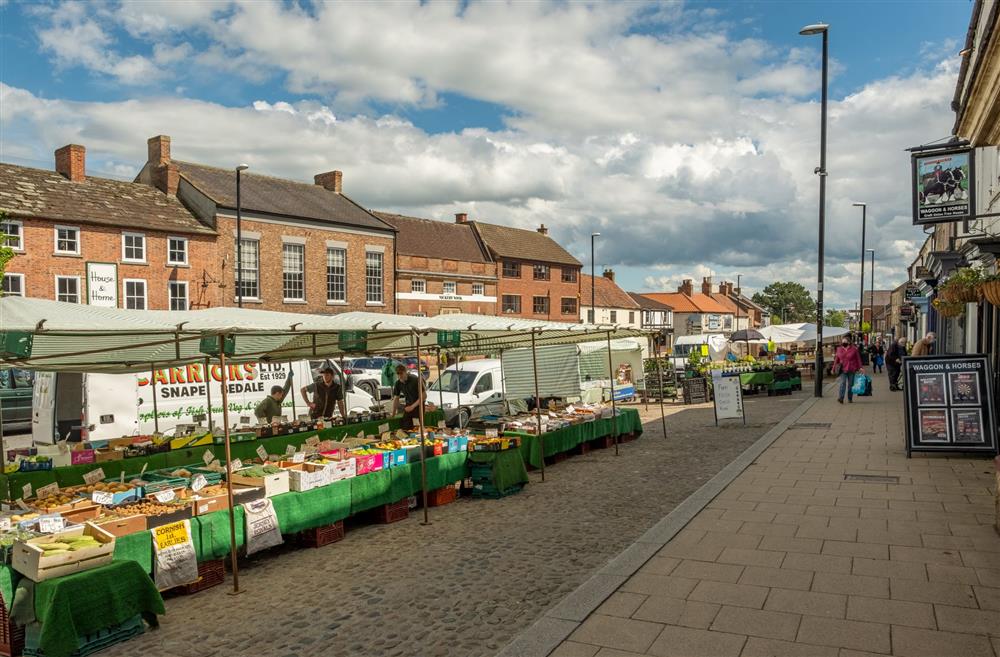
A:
0,1,972,309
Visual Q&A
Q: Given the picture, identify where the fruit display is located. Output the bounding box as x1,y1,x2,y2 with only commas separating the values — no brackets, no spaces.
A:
106,501,187,518
10,513,40,524
37,535,101,556
32,494,82,512
237,464,281,477
63,482,135,496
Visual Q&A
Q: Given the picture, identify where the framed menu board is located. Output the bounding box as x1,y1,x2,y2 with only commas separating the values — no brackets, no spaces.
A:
903,354,998,456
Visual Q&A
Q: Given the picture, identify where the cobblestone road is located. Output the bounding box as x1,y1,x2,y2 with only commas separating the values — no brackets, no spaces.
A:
103,391,808,657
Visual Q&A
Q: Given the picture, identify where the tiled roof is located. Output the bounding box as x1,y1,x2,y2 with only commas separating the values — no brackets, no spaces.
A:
374,212,490,263
471,222,581,267
176,161,394,233
709,293,740,313
628,292,673,311
0,162,214,235
642,292,731,314
581,275,640,309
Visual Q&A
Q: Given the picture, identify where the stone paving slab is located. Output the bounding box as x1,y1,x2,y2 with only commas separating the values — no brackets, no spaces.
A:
537,377,1000,657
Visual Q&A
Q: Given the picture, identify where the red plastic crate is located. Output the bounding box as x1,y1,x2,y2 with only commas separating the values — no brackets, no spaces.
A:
376,498,409,524
0,595,23,657
177,559,225,595
574,441,591,455
426,486,457,507
591,435,615,449
297,521,345,548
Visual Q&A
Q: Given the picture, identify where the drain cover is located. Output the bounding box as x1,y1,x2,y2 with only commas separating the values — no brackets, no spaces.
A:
844,474,900,484
792,422,832,428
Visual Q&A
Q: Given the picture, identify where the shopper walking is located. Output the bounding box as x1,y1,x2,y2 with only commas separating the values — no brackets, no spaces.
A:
911,332,936,356
870,339,885,373
885,337,907,391
833,336,863,404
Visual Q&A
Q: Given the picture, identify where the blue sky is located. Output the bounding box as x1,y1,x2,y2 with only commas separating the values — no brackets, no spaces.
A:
0,0,974,307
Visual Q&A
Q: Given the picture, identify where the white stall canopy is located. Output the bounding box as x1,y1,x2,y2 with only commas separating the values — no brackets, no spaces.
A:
758,322,849,344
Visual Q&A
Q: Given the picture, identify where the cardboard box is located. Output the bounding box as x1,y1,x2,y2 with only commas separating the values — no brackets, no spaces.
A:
70,449,96,466
353,454,377,476
145,504,193,529
12,522,115,582
94,514,147,537
95,449,124,463
287,463,328,492
325,458,356,482
60,505,101,524
230,470,290,498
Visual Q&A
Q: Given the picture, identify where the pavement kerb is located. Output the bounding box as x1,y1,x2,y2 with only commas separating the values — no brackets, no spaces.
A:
496,386,832,657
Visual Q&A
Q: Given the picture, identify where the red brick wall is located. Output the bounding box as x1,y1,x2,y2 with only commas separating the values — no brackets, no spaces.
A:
496,257,581,320
395,253,497,316
215,215,395,313
3,217,221,309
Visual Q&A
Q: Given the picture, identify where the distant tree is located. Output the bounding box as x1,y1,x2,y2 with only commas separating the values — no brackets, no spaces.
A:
0,211,14,290
752,282,816,323
824,309,848,328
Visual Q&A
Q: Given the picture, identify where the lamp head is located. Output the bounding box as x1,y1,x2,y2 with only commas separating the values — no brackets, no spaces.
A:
852,202,866,208
799,23,829,36
866,248,875,254
236,163,249,172
591,232,601,237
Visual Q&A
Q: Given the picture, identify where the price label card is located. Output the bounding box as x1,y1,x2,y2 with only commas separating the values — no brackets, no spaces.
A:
229,458,243,472
154,489,176,503
378,423,390,434
119,470,125,483
202,449,215,466
191,474,207,493
140,463,149,478
15,499,30,511
37,483,59,499
92,491,114,505
485,428,498,438
305,435,320,446
21,483,32,500
83,468,105,485
291,452,305,464
285,444,297,456
0,518,10,531
38,515,65,534
438,421,446,429
256,445,268,461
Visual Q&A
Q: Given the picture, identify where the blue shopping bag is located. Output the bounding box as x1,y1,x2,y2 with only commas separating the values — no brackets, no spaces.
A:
852,374,871,396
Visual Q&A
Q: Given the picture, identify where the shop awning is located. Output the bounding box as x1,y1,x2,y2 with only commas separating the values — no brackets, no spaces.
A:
0,297,648,372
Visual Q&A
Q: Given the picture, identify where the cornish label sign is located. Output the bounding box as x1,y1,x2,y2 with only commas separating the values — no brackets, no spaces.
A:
911,148,975,226
86,262,118,307
902,354,997,456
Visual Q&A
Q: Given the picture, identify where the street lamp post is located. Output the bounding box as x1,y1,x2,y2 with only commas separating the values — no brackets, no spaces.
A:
590,232,600,324
235,164,249,308
867,248,875,337
800,22,830,398
853,202,867,343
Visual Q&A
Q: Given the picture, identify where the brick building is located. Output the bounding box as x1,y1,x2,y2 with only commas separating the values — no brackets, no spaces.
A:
0,145,220,310
469,220,582,321
376,212,497,316
580,270,641,327
136,135,397,314
641,279,735,337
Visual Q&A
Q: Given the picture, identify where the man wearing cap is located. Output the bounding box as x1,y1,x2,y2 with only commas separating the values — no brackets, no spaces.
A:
300,365,347,419
255,369,294,423
391,363,424,429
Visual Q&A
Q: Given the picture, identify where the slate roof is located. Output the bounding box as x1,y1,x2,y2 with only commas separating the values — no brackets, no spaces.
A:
580,275,640,309
374,212,490,263
175,161,394,233
471,222,581,266
0,162,214,235
628,292,673,311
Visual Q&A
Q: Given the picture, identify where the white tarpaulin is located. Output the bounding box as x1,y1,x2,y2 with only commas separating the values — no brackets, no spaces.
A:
502,338,645,400
758,323,849,344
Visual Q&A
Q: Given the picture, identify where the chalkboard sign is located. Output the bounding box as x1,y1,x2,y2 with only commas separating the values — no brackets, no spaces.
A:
711,371,746,426
682,377,709,405
903,354,998,456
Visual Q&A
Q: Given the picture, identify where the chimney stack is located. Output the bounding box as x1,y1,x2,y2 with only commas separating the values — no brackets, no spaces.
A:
455,212,468,224
55,144,86,182
151,162,179,195
147,135,171,165
537,223,548,235
719,281,734,296
314,170,343,193
679,279,694,296
603,268,615,282
701,277,713,295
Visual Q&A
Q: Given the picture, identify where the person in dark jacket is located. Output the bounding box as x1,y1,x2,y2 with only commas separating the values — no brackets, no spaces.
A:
870,339,885,374
885,337,907,391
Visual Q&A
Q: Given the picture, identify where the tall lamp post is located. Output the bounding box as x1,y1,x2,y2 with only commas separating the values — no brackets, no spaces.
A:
867,248,875,338
235,164,249,308
590,232,600,323
800,22,829,397
853,202,867,343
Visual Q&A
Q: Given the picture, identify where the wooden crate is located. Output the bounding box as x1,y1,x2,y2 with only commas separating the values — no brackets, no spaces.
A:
93,514,147,538
12,523,115,582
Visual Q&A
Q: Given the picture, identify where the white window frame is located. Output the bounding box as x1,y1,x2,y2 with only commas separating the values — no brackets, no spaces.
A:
442,280,457,295
236,238,260,301
121,232,146,263
411,279,426,294
167,236,188,266
54,225,80,255
1,219,23,252
282,242,306,302
472,282,485,296
326,246,347,304
168,280,188,311
2,273,25,297
365,249,384,305
123,278,147,310
54,275,81,303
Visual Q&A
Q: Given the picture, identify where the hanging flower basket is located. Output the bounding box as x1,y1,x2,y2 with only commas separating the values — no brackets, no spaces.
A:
980,279,1000,306
932,298,965,318
939,268,983,304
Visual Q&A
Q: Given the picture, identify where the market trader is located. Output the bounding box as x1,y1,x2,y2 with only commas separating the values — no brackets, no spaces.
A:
300,365,347,419
391,363,424,429
254,370,293,423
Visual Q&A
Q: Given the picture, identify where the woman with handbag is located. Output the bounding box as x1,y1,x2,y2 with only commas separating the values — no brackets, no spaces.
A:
833,336,863,404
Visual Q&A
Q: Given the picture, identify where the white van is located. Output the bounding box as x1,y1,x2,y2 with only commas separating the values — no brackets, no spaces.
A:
427,359,504,428
32,360,376,443
669,334,728,372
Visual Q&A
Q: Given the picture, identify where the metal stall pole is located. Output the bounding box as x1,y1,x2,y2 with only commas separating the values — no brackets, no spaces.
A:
217,336,242,594
204,358,214,431
435,347,445,414
289,361,296,419
530,329,545,482
499,350,507,413
151,364,160,433
655,344,667,439
644,337,650,411
414,331,431,524
455,352,463,429
606,331,620,456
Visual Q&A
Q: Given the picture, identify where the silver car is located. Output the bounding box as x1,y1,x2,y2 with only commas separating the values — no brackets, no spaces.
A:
342,357,392,400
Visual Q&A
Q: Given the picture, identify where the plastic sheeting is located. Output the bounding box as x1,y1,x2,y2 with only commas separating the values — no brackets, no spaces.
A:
758,323,849,344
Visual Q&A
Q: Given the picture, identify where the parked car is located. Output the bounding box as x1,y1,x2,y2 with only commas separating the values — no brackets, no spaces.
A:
428,359,504,427
342,357,393,399
0,368,33,435
401,357,431,380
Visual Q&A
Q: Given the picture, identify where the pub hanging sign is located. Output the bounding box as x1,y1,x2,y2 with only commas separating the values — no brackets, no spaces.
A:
911,147,975,226
902,354,998,456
